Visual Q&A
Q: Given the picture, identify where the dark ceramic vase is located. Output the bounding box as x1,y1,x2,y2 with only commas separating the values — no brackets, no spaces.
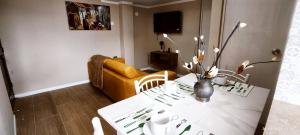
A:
194,79,214,102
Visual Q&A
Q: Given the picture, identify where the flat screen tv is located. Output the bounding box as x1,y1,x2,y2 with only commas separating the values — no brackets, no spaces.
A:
154,11,182,34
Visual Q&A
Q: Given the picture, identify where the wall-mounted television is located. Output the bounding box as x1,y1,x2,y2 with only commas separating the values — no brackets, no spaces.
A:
154,11,182,34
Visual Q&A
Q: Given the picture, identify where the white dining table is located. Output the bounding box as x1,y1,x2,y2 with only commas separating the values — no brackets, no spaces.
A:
98,73,270,135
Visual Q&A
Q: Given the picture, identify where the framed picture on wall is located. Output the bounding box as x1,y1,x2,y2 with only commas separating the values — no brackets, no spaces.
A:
65,1,111,30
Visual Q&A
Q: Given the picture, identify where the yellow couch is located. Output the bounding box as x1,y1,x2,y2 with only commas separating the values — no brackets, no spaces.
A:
89,58,176,102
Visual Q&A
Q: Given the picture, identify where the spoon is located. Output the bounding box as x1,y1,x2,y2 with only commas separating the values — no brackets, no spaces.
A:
179,125,191,135
126,123,145,134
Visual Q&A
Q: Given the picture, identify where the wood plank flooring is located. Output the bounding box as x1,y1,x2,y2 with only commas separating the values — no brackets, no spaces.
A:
14,83,115,135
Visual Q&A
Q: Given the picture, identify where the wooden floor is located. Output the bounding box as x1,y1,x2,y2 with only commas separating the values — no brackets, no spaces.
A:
14,83,115,135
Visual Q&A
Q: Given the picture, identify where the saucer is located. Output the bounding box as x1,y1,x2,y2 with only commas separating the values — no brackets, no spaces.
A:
142,121,176,135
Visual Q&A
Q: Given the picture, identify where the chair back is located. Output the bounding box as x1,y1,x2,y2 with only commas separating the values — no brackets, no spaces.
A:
92,117,104,135
217,69,250,83
134,71,168,94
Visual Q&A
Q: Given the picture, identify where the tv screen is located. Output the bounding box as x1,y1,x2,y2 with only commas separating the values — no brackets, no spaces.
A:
154,11,182,34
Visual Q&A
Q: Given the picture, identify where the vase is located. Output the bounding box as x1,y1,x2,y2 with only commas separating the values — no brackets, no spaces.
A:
194,79,214,102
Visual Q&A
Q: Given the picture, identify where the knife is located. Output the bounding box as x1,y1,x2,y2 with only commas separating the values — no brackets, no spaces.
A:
163,93,179,100
155,98,172,106
133,109,152,119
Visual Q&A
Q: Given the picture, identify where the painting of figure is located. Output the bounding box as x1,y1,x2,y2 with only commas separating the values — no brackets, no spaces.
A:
65,1,111,30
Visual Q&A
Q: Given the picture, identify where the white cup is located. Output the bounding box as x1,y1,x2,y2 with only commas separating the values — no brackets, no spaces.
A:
150,112,173,135
165,81,178,92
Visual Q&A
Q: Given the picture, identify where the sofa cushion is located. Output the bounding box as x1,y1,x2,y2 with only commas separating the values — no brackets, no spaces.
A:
104,59,139,79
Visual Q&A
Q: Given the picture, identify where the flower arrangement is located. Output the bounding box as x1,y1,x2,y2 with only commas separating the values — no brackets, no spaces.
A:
163,21,282,102
179,21,282,81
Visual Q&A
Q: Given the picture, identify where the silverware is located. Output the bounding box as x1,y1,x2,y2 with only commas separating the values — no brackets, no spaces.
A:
142,91,149,97
237,87,243,93
171,93,184,98
176,119,187,128
149,89,157,93
176,82,193,88
124,115,147,128
227,86,234,92
136,107,146,114
179,87,194,92
157,95,167,101
238,83,242,88
233,81,237,86
126,123,145,134
116,107,146,123
158,109,165,114
179,125,191,135
133,109,153,119
124,121,136,128
247,83,251,88
115,117,127,123
155,98,172,106
163,94,179,100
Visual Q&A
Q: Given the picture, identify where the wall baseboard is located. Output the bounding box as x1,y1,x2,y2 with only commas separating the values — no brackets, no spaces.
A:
15,80,90,98
13,115,16,135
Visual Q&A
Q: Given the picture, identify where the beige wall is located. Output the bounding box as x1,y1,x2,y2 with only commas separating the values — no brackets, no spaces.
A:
219,0,295,124
133,0,201,73
0,70,14,135
0,0,122,94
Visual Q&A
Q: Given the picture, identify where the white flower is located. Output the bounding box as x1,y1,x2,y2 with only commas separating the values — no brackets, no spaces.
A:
175,50,180,53
213,48,220,53
239,22,247,28
183,62,193,70
200,35,204,40
194,37,198,41
241,60,250,67
245,65,254,70
193,56,198,64
163,33,168,38
237,60,252,74
207,66,219,78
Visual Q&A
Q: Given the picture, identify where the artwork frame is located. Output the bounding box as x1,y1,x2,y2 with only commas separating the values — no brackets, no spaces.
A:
65,1,111,30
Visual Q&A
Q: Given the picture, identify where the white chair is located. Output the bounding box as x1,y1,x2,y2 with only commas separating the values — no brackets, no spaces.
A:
134,71,168,94
217,69,250,83
92,117,104,135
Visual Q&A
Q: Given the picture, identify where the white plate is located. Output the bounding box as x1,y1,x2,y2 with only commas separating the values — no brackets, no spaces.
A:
142,121,176,135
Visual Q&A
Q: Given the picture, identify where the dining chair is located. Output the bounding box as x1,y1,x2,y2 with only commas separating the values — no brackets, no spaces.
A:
217,69,250,83
134,71,168,94
92,117,104,135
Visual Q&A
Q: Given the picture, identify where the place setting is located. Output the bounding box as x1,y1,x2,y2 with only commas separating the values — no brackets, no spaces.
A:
212,77,254,97
114,104,208,135
140,81,187,107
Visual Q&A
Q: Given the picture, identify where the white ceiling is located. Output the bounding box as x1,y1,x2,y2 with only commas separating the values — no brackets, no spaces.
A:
107,0,183,6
